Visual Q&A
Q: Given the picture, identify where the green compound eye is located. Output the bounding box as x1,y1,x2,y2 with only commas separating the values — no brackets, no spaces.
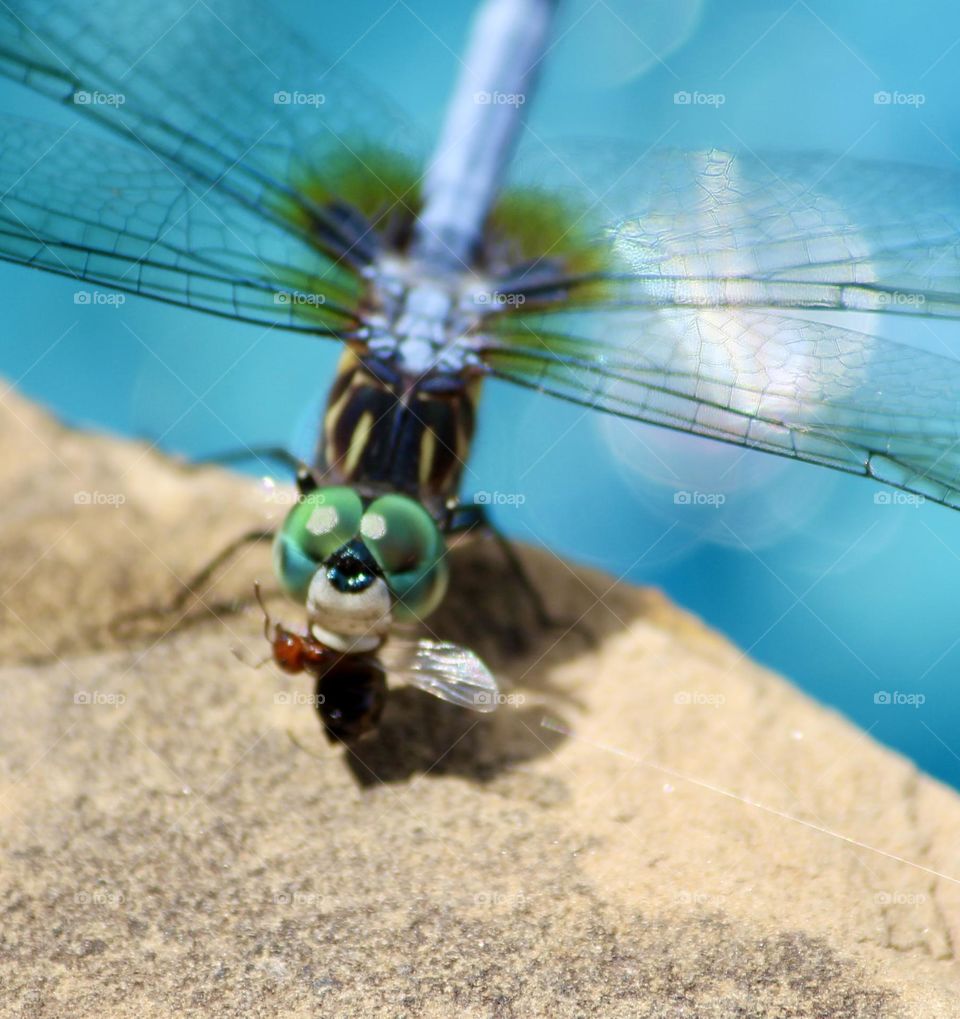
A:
273,486,364,601
360,494,448,621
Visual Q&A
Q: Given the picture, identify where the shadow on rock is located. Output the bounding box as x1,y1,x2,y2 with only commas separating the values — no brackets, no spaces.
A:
316,687,569,787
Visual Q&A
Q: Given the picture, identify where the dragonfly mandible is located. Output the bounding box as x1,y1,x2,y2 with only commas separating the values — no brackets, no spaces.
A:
2,0,960,741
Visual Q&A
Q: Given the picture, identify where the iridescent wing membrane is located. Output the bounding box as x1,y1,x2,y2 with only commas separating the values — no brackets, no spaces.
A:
0,0,423,333
383,639,500,712
485,148,960,507
2,1,960,507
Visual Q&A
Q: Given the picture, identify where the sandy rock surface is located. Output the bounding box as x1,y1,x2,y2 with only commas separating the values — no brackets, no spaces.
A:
1,387,959,1018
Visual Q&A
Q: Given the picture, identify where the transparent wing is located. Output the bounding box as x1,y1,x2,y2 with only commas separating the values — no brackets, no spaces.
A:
0,0,424,331
383,639,500,713
477,146,960,509
484,307,960,509
500,147,960,320
0,116,361,333
0,0,420,205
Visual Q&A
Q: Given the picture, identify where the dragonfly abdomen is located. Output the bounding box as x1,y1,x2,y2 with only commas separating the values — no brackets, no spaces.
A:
317,349,480,516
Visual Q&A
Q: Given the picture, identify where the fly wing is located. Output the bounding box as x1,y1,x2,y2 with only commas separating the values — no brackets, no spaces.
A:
383,639,500,713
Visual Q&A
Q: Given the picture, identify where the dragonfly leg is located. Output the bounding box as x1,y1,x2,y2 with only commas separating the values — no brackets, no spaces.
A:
188,444,309,479
186,445,322,497
109,526,276,639
109,449,319,642
443,501,586,642
167,527,277,616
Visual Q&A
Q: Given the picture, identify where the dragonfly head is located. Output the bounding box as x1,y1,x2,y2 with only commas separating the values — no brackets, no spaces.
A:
273,485,448,651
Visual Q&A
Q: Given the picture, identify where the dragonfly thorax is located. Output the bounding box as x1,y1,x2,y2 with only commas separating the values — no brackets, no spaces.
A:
316,256,490,512
363,255,489,377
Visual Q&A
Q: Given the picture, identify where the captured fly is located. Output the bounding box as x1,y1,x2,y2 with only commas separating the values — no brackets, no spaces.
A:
256,585,498,743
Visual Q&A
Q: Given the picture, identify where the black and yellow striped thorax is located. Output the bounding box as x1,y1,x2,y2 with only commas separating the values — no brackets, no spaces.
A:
316,348,481,518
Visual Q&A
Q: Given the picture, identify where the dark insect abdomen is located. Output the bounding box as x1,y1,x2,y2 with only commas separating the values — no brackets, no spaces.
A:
316,349,480,516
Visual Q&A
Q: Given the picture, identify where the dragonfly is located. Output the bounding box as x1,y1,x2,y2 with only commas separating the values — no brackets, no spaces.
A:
2,0,960,742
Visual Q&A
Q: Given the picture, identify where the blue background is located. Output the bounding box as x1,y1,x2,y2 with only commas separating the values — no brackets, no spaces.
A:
4,0,960,785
